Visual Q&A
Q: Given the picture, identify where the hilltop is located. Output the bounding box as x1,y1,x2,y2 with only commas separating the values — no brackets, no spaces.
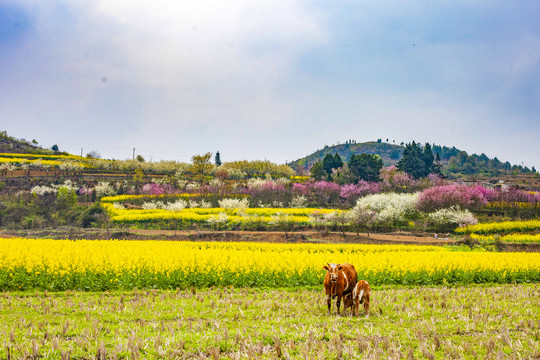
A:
0,131,59,155
288,141,404,171
288,140,538,182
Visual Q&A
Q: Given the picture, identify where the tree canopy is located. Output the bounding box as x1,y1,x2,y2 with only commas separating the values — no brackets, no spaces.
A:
348,153,383,182
397,141,440,179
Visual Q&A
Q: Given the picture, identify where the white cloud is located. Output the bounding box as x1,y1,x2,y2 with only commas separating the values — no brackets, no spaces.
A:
1,0,538,169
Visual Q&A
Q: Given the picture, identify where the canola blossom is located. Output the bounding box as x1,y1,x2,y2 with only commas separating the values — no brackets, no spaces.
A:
0,153,90,168
1,238,539,291
0,152,85,161
100,193,250,203
470,233,540,243
102,202,340,226
0,157,62,167
456,219,540,234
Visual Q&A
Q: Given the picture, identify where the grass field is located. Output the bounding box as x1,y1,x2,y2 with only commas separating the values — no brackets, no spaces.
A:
0,285,538,359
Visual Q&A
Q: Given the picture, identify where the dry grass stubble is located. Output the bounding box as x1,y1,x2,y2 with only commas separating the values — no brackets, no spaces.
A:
0,285,538,359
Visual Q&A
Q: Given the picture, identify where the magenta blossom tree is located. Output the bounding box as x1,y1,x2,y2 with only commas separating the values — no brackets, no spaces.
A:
340,181,381,205
380,165,416,193
417,184,488,212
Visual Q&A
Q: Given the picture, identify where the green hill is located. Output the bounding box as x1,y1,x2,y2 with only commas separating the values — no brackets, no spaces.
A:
288,141,404,171
288,141,537,180
0,131,56,155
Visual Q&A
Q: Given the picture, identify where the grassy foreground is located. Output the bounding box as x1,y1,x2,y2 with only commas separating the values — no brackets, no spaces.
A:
0,285,539,359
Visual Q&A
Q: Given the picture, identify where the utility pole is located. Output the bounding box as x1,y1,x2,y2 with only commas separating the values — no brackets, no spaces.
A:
81,148,83,157
133,148,135,160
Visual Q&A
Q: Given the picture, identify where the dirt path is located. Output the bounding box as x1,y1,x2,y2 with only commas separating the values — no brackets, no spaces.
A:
3,228,540,251
127,229,459,245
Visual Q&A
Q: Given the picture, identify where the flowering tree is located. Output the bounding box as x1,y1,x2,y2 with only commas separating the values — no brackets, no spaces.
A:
247,179,287,204
354,193,419,228
380,166,416,193
416,185,488,212
339,181,381,206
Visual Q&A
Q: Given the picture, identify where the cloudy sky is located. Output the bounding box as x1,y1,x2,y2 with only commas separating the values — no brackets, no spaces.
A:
1,0,539,168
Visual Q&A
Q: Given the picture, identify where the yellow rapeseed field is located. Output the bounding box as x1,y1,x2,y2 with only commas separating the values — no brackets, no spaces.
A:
456,219,540,234
102,202,340,226
470,233,540,243
1,238,539,290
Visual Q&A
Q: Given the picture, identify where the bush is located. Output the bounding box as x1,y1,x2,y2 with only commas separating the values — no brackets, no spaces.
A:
81,204,108,228
354,193,419,227
218,198,250,209
426,206,478,231
417,185,487,212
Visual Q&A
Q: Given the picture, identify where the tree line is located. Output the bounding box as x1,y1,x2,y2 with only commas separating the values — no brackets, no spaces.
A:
309,141,442,183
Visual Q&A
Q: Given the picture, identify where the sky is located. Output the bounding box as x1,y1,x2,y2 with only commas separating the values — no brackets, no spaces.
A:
1,0,539,168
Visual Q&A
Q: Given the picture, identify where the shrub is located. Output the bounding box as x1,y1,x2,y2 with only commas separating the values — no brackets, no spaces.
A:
141,183,166,195
218,198,250,209
164,200,188,211
417,185,488,212
380,165,416,192
354,193,419,227
94,182,116,199
427,206,478,230
289,195,308,208
81,204,108,228
339,181,380,204
247,179,287,204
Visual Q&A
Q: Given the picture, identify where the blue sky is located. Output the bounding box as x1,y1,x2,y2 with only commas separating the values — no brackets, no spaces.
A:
1,0,539,168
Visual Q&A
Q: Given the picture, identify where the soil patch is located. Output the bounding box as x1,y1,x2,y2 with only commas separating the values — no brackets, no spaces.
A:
0,227,458,245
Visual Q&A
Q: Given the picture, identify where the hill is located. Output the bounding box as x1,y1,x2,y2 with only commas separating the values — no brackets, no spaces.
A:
0,131,57,155
289,140,538,181
288,141,404,171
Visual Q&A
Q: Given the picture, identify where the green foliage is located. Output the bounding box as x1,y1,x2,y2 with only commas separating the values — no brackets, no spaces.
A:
0,200,34,228
322,153,336,175
289,142,404,171
56,187,77,210
348,153,383,182
309,160,325,181
292,141,532,179
81,203,108,228
191,152,214,184
1,263,538,292
133,168,144,187
333,153,343,169
0,193,86,229
397,141,437,179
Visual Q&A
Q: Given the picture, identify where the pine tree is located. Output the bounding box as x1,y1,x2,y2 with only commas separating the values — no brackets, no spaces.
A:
322,153,336,175
215,151,222,166
423,143,434,173
348,154,383,182
333,153,343,169
397,141,429,179
310,161,325,181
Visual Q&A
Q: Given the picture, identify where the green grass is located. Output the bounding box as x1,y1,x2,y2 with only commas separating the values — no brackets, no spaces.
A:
0,285,539,359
